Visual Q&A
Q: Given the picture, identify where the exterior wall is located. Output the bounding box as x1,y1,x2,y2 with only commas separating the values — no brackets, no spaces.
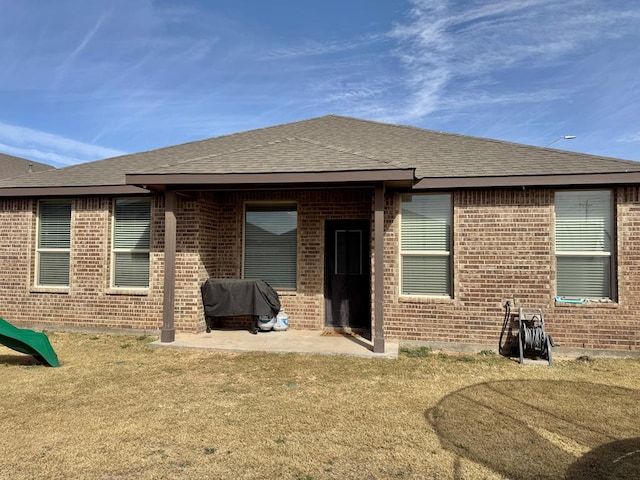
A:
1,185,638,352
0,194,208,334
202,188,371,330
383,187,640,352
0,196,164,331
0,189,371,333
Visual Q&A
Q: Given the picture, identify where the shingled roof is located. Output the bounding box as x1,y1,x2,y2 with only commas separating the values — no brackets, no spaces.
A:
1,115,639,195
0,153,54,180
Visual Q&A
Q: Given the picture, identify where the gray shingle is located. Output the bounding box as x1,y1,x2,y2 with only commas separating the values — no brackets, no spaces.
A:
0,153,54,180
1,115,638,189
137,138,404,174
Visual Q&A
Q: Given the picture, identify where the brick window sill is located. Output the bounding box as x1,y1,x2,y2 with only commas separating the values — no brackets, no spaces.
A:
106,288,149,296
399,295,453,304
276,290,297,297
554,299,619,309
30,286,69,294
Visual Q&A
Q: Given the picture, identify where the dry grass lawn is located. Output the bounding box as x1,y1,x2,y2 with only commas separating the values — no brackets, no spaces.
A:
1,333,639,480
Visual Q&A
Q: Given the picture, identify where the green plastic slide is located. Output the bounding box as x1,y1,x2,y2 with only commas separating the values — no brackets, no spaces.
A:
0,317,60,367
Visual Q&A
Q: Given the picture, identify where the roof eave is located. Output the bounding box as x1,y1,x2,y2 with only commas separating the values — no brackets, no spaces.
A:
0,185,149,197
414,171,640,190
126,169,416,191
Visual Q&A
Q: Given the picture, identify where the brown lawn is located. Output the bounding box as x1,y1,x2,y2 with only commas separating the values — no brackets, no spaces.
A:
1,333,639,480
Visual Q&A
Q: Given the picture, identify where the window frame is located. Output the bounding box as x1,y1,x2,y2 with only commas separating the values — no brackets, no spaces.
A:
399,193,453,297
554,189,616,301
111,197,152,290
242,202,298,290
35,199,72,288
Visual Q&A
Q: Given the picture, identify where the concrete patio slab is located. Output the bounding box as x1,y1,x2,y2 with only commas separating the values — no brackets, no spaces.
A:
150,329,399,359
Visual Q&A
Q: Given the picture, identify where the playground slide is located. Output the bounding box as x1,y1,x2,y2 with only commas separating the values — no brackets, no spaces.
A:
0,317,60,367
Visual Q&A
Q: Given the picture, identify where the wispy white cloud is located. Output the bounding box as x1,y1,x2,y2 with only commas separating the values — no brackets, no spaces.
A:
0,143,92,167
55,10,109,79
0,0,638,164
380,0,640,123
0,122,125,166
325,85,389,103
618,132,640,144
0,1,246,152
439,88,571,110
264,34,384,60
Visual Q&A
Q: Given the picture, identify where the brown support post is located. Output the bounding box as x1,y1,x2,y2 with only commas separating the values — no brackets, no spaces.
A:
161,190,176,343
373,183,385,353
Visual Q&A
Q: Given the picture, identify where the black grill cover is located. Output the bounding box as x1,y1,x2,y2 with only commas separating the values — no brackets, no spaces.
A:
201,278,281,318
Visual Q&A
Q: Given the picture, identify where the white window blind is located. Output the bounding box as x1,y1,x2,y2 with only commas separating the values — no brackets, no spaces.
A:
555,190,613,298
112,199,151,288
37,200,72,286
401,194,452,296
244,204,297,289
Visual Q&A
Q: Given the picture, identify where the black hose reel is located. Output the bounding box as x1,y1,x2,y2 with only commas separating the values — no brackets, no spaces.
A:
499,301,554,366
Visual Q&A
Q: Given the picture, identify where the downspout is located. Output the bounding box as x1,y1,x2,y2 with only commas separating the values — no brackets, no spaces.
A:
161,189,177,342
373,183,385,353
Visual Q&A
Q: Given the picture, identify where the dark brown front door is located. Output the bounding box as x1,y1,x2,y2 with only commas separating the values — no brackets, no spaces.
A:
324,220,370,330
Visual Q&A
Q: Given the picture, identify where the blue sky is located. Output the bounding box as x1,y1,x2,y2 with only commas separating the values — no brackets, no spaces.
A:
1,0,639,167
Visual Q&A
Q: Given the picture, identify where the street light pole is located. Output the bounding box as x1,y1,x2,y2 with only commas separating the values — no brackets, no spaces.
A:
545,135,576,148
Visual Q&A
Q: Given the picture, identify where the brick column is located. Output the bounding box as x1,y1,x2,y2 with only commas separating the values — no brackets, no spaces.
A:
161,190,176,342
373,183,385,353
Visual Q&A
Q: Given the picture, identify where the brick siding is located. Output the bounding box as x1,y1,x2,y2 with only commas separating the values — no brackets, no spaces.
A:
0,186,638,351
1,197,164,331
204,189,371,330
383,188,640,351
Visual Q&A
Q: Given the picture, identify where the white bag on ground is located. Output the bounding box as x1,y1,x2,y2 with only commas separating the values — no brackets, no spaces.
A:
273,309,289,331
257,315,276,331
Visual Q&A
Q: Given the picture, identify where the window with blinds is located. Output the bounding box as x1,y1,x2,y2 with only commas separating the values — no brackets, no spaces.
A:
400,194,452,296
37,200,72,286
555,190,613,299
244,204,297,289
112,199,151,288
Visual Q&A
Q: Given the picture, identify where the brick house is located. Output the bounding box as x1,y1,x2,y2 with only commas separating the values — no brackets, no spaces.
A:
1,115,639,353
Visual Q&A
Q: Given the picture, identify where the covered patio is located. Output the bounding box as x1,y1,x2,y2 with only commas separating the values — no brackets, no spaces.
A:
128,167,415,355
151,329,399,359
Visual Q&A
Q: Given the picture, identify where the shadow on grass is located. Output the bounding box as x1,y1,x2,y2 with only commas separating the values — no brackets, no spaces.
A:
427,380,640,480
566,437,640,479
0,353,42,366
